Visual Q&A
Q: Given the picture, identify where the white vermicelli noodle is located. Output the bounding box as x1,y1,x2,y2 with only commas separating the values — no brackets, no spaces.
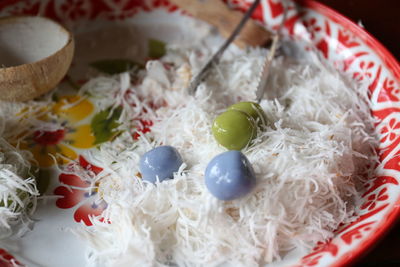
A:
0,113,39,239
70,32,377,267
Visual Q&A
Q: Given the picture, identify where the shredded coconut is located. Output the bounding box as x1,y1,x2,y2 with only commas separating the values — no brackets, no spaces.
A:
0,113,39,239
68,30,377,267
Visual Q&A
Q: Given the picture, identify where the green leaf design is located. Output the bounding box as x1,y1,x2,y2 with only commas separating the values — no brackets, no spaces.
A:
90,59,143,75
148,39,166,59
91,106,123,145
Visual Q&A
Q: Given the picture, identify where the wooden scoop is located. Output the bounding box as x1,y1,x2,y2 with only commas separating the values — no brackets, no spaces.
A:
0,16,74,102
169,0,271,48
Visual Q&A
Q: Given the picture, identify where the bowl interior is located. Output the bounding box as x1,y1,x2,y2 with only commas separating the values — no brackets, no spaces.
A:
0,16,69,67
0,0,399,267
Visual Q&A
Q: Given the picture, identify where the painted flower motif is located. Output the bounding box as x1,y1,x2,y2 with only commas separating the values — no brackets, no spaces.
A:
341,222,374,245
362,176,398,198
302,18,321,40
60,0,90,20
378,78,400,102
21,95,95,168
380,118,400,143
133,119,153,140
361,188,389,211
120,92,157,140
54,156,108,226
353,61,374,81
311,239,337,255
300,254,323,267
337,29,360,50
0,248,21,267
297,239,338,267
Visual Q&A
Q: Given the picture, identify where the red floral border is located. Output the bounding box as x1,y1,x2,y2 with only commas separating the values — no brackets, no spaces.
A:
54,156,108,226
0,248,22,267
295,0,400,80
1,1,399,267
286,1,400,267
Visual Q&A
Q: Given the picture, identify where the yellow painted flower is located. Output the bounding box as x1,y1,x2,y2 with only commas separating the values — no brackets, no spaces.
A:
21,96,96,168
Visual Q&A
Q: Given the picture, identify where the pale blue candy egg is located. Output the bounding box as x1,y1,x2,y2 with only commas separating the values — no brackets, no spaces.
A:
205,150,256,200
139,146,183,183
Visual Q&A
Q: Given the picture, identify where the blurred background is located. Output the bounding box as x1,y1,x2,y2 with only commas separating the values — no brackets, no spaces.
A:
319,0,399,60
318,0,400,266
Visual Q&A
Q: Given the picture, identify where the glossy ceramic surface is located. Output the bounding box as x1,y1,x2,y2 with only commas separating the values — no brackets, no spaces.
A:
0,0,399,266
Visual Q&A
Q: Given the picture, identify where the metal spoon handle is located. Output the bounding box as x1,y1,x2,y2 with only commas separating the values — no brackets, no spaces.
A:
187,0,261,95
255,1,288,103
255,34,279,102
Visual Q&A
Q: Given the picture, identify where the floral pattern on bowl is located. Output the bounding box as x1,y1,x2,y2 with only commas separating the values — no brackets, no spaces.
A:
54,156,107,226
0,0,399,267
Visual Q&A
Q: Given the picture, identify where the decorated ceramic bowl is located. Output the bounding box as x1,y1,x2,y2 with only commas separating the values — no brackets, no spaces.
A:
0,0,399,266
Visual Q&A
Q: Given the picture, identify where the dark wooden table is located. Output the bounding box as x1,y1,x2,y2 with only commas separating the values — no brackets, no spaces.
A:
317,0,400,266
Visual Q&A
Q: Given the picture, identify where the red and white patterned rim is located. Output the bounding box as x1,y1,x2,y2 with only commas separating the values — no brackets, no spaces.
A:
284,1,400,266
0,0,399,266
0,248,22,267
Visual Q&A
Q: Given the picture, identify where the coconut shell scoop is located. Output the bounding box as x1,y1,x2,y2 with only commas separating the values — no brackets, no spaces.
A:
0,16,74,102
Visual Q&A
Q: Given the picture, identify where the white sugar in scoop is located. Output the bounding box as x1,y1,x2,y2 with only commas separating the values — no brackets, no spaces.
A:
0,16,74,101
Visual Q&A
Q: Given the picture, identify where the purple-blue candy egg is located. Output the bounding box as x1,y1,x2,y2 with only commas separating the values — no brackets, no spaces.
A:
139,146,183,183
205,150,256,201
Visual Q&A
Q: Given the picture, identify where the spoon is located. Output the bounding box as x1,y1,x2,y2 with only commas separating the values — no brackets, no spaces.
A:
255,0,287,103
183,0,265,95
185,0,287,99
0,16,74,102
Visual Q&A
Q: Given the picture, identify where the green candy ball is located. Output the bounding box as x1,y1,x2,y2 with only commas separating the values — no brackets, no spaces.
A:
228,101,266,127
212,110,256,150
